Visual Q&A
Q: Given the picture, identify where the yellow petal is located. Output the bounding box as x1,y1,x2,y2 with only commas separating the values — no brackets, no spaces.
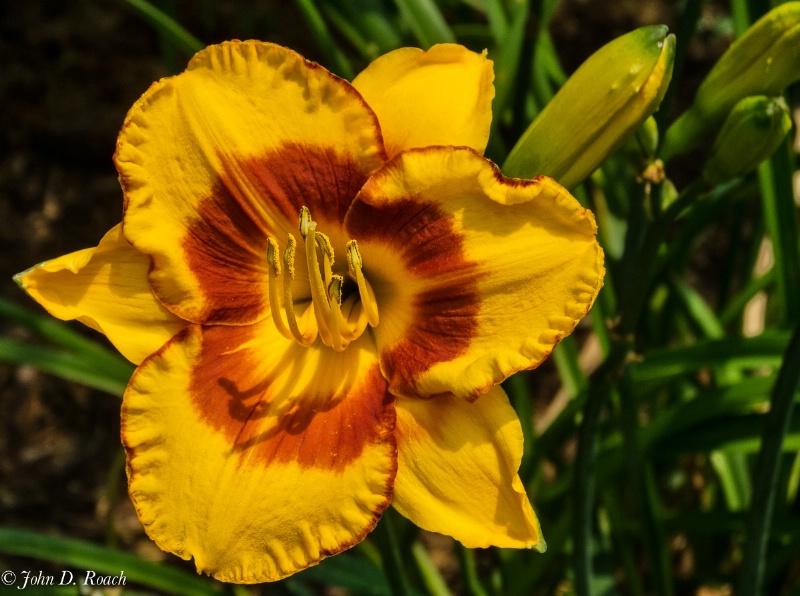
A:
352,44,494,157
14,224,187,364
393,385,543,549
116,41,386,325
345,147,604,400
122,321,396,583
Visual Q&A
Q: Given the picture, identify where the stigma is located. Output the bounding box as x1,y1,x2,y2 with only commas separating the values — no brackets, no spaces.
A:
266,206,379,351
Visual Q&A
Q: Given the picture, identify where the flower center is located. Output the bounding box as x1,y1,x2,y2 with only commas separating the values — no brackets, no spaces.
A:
266,206,379,352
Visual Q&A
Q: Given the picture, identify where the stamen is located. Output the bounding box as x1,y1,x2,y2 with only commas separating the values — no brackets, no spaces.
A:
315,232,335,288
346,240,380,327
265,208,380,350
282,234,317,346
299,206,313,240
327,275,346,351
302,212,335,347
267,238,293,340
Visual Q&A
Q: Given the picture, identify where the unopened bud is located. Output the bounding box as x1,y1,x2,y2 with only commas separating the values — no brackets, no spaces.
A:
663,2,800,159
703,96,791,184
503,26,675,189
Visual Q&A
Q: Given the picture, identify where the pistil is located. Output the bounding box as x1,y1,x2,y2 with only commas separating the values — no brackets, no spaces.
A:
282,235,317,346
347,240,380,327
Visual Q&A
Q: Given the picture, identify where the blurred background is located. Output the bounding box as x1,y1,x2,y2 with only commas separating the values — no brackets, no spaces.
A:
1,1,794,595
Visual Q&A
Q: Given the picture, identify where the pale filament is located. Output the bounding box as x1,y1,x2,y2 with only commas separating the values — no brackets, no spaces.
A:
265,206,380,351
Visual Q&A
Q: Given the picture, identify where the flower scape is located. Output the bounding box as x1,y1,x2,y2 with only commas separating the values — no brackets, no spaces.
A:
15,41,604,583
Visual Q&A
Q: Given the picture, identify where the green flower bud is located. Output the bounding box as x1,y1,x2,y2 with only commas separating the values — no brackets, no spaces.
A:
663,2,800,160
703,96,792,185
503,26,675,189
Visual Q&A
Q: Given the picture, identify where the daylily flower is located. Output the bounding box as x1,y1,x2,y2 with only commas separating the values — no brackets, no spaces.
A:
15,41,604,583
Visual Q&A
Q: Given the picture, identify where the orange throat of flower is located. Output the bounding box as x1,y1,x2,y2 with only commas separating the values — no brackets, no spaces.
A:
266,206,380,352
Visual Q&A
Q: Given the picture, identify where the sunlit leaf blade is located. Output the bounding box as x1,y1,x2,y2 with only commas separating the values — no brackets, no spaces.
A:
644,375,776,446
628,333,789,384
0,527,222,596
0,338,132,397
0,298,128,373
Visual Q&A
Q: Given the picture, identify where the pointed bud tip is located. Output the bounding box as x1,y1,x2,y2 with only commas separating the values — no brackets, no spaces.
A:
12,269,31,289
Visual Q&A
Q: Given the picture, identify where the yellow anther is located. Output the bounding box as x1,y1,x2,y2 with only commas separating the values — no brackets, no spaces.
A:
267,238,281,276
327,275,346,351
282,234,317,346
299,206,313,240
266,237,293,341
346,239,362,275
346,240,379,327
328,274,343,306
283,235,296,280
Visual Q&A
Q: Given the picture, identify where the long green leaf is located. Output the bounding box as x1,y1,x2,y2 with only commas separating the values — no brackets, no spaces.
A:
322,3,378,60
740,321,800,594
293,0,354,79
393,0,456,47
644,375,775,446
628,333,789,384
121,0,204,56
0,527,221,596
0,338,133,397
300,552,392,595
0,298,126,371
373,512,414,596
491,0,529,125
484,0,509,41
331,0,403,55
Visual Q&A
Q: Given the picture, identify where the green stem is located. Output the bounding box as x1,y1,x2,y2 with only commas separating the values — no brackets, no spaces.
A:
457,544,490,596
621,179,706,333
739,321,800,595
573,342,629,596
758,141,800,325
619,373,673,596
411,542,449,596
